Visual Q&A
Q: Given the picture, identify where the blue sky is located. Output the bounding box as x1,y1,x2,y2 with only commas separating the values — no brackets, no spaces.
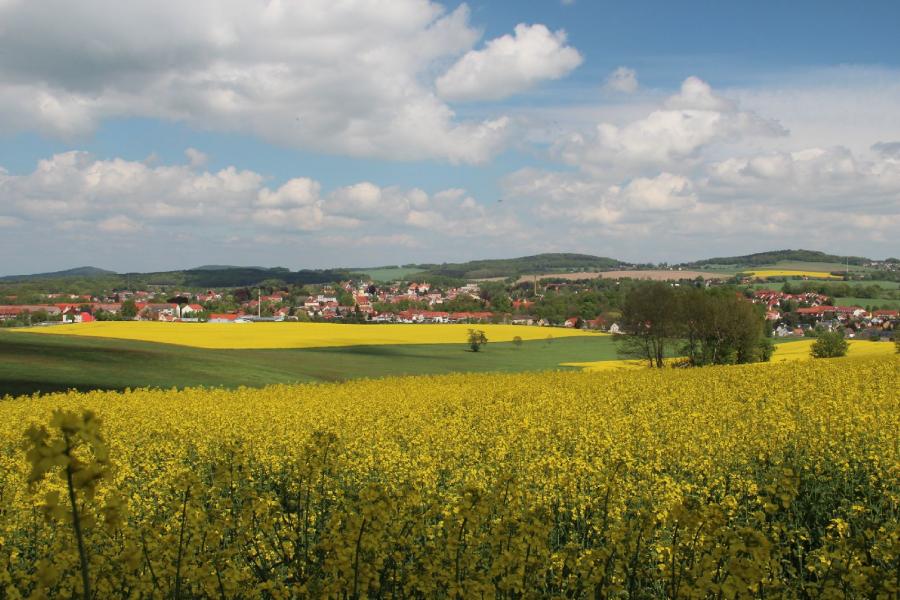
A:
0,0,898,274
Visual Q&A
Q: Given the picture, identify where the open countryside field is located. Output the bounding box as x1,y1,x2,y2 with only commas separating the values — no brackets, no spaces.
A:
9,321,598,350
762,260,873,272
748,280,900,291
1,355,897,597
743,269,843,279
516,269,728,284
702,261,873,274
835,296,900,310
0,330,619,396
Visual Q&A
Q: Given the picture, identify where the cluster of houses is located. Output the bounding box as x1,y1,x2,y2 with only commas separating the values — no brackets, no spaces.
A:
1,276,623,330
751,289,898,338
0,301,207,323
1,281,525,326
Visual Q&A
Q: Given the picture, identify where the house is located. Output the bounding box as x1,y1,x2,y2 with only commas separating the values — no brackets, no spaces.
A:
512,299,534,312
0,305,62,321
564,317,580,328
207,313,241,323
585,317,606,330
608,323,622,335
179,304,204,317
60,305,94,323
873,309,899,320
138,303,178,320
450,311,492,323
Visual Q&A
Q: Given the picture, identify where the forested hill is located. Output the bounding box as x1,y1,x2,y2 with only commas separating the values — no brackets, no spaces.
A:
682,249,873,268
0,266,356,289
410,253,625,279
0,266,117,282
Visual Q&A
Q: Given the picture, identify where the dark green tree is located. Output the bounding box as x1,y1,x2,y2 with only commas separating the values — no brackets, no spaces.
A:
811,331,849,358
120,299,138,319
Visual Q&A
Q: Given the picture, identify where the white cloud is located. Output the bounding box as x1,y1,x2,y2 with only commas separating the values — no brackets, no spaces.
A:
554,76,787,175
0,0,517,163
256,178,321,208
0,151,522,264
604,67,638,93
704,146,900,211
436,24,582,102
184,148,208,169
0,151,264,223
97,215,142,234
504,140,900,257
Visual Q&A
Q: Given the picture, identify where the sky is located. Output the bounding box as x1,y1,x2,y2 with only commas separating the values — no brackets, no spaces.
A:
1,0,899,275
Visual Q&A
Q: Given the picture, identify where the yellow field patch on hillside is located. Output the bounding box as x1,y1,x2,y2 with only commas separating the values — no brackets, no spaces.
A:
769,338,896,362
562,338,895,371
745,269,842,279
10,321,600,349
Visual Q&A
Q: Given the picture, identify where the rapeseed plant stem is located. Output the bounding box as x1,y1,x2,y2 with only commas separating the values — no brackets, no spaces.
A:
62,432,91,600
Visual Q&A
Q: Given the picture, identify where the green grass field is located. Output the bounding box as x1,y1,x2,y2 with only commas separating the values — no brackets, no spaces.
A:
762,261,871,273
706,261,874,275
834,297,900,310
748,280,899,291
0,330,621,397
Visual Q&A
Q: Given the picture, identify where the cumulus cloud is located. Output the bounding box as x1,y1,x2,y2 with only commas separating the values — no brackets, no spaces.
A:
704,146,900,211
504,140,900,255
0,151,263,223
555,76,787,174
436,24,582,102
0,0,525,163
0,151,521,264
604,67,638,93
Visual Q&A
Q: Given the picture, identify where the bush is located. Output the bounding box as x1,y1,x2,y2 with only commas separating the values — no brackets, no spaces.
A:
811,331,848,358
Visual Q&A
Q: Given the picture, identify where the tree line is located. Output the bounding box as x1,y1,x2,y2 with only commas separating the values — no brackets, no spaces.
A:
618,283,772,367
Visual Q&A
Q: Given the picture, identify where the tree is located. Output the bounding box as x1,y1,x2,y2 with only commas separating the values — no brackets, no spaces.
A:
617,282,680,368
121,299,138,319
512,335,523,349
679,288,768,366
467,329,488,352
811,331,848,358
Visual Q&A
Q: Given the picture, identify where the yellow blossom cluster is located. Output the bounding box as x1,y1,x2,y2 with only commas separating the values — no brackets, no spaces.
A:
1,355,898,598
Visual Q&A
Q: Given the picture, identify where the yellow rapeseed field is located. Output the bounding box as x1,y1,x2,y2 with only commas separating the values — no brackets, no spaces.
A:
1,355,898,598
9,321,599,349
563,338,896,371
744,269,842,279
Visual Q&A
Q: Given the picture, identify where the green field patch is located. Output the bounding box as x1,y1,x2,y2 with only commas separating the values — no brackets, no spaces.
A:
834,296,900,310
0,331,621,397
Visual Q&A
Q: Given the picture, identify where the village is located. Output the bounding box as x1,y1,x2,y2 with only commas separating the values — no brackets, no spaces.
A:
1,276,898,341
0,281,531,326
750,289,898,340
